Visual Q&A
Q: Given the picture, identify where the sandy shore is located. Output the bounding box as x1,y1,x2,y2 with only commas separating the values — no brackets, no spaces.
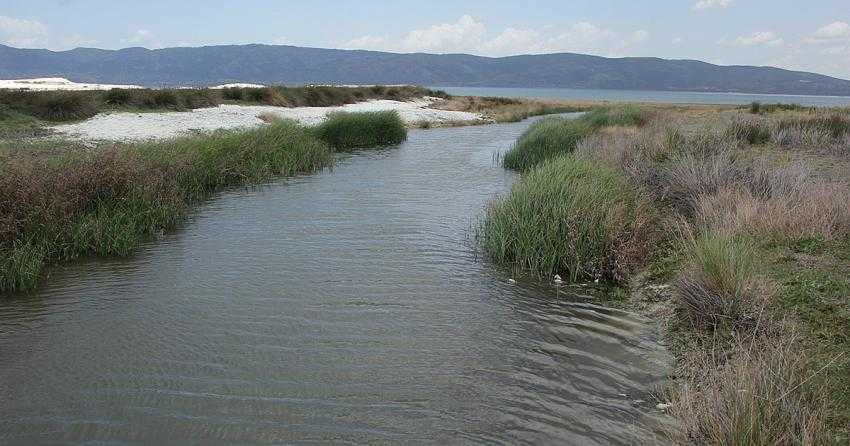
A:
0,77,142,91
52,98,482,141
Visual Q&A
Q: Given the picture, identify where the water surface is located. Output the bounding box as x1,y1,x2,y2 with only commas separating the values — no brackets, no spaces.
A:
0,119,670,445
436,86,850,107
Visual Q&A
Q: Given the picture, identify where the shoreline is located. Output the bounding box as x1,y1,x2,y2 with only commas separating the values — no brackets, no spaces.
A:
50,98,483,141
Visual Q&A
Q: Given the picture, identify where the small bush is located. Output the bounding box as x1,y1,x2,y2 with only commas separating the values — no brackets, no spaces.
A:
502,117,592,170
143,90,181,109
221,87,244,101
480,155,656,283
103,88,133,106
313,111,407,150
673,231,768,330
7,91,99,122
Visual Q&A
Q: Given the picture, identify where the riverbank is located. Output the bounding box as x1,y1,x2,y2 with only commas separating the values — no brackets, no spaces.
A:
0,111,406,292
480,104,850,443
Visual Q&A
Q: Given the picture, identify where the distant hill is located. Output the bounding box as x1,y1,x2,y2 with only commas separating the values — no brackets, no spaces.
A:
2,43,850,96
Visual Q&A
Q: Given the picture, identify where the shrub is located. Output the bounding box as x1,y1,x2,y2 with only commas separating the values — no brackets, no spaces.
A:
502,117,592,170
103,88,133,106
313,111,407,150
480,155,656,283
673,230,768,330
11,91,99,122
143,89,182,109
221,87,244,101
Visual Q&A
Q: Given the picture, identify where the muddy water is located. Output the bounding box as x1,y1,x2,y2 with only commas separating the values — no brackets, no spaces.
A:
0,118,670,445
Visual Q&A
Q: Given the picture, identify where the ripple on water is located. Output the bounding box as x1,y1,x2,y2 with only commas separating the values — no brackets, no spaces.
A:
0,118,671,445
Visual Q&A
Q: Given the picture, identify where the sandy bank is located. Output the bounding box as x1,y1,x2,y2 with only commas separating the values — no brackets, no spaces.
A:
52,98,482,141
0,77,142,91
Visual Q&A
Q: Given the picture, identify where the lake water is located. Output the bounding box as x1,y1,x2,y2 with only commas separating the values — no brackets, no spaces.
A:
0,118,670,445
436,86,850,107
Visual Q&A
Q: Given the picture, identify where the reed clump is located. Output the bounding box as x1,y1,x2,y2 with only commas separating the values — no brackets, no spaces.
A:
501,105,650,171
502,117,592,170
480,155,655,283
313,111,407,150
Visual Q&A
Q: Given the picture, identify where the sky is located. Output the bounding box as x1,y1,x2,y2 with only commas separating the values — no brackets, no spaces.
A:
1,0,849,79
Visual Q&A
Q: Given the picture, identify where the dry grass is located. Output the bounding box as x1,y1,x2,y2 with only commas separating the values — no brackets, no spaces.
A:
695,182,850,242
668,337,831,446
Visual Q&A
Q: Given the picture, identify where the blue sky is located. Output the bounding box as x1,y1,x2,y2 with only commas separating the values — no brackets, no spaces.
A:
1,0,849,79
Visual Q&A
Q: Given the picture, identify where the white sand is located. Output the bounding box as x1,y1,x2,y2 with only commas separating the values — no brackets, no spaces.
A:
51,98,482,141
0,77,142,91
210,83,267,89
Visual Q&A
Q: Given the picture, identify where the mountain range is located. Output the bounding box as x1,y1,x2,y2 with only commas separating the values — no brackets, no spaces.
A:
2,44,850,96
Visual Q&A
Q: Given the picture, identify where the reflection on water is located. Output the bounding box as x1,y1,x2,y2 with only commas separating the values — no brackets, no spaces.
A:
0,119,671,445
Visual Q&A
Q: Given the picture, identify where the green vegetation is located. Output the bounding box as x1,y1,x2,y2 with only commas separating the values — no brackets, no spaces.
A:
580,105,650,128
484,103,850,442
501,105,651,171
480,155,655,283
0,112,407,292
313,111,407,149
502,117,592,170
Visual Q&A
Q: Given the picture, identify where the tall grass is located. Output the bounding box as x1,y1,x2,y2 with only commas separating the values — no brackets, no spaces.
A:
501,106,650,171
480,155,655,283
502,117,592,170
669,338,829,445
0,120,341,292
673,230,768,330
580,105,650,128
313,111,407,150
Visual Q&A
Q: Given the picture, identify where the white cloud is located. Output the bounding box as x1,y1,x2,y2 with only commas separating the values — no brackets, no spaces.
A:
729,31,784,47
672,37,684,45
121,29,162,49
0,15,49,47
400,15,486,53
344,16,650,57
692,0,734,11
804,21,850,44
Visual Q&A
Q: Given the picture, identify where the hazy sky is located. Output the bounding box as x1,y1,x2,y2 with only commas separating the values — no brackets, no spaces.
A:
2,0,849,79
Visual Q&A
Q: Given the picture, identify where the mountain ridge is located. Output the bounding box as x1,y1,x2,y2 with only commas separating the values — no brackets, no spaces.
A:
1,43,849,96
